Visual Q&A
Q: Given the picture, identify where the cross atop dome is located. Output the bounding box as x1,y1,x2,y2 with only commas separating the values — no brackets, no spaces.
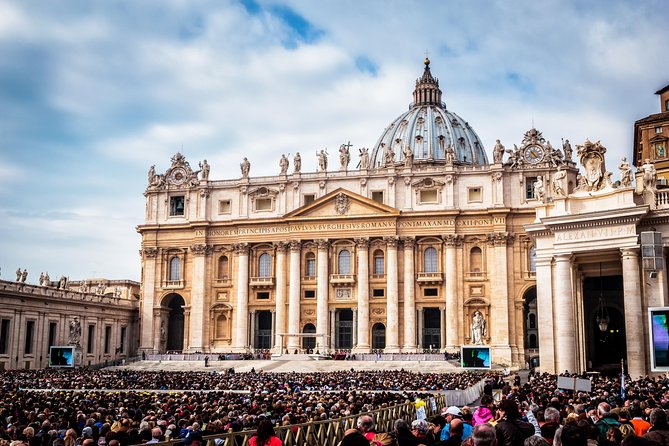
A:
413,57,442,106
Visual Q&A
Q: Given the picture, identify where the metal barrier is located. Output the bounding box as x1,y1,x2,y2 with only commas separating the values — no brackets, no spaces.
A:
144,393,447,446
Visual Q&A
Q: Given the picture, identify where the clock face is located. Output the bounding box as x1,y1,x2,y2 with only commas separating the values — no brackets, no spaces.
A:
523,145,544,164
169,167,187,185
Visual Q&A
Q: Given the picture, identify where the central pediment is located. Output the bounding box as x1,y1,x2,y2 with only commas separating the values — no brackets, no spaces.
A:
285,188,400,220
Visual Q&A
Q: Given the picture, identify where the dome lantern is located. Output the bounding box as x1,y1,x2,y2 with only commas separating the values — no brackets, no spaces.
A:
413,57,443,106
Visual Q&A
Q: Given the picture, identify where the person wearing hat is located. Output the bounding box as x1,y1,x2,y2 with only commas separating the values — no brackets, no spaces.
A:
440,406,473,442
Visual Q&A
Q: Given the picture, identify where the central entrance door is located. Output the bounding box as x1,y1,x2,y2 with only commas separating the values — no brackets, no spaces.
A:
336,309,353,349
423,308,441,350
254,311,272,349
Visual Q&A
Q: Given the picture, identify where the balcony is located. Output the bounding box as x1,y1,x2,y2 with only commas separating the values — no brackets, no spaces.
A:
330,274,355,285
162,280,184,289
465,271,487,281
214,277,232,287
416,272,443,284
250,276,275,288
370,274,386,281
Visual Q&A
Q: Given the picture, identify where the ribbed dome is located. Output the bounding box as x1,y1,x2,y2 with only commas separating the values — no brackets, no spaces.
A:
369,59,488,168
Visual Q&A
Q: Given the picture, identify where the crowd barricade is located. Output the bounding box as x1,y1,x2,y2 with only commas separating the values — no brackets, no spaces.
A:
442,378,486,406
143,394,449,446
356,353,449,361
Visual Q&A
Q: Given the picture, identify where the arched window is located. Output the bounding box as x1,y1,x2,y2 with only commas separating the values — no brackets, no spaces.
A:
258,253,271,277
424,247,438,273
338,250,351,274
529,313,536,329
470,247,482,272
373,250,385,275
218,256,229,279
528,334,537,349
169,257,181,281
529,246,537,272
305,252,316,277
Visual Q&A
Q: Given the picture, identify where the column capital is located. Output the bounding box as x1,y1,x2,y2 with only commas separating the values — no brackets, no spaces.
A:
554,253,573,263
232,243,249,255
401,237,416,248
355,237,370,249
316,239,330,250
384,236,399,248
289,240,302,252
620,247,640,258
143,247,159,258
486,232,514,246
273,241,289,253
535,256,553,267
191,244,213,256
442,234,463,247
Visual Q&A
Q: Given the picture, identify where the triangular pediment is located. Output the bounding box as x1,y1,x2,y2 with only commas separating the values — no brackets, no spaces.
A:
285,188,400,219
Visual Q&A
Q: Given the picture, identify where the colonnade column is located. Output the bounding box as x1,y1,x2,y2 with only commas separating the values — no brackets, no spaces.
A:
287,241,301,351
554,253,575,372
249,311,256,349
140,247,158,353
385,237,400,352
535,256,556,373
355,238,370,352
189,243,212,352
233,243,249,351
316,239,329,352
274,242,288,352
402,238,417,352
621,248,645,378
352,308,358,348
444,235,460,350
330,310,336,350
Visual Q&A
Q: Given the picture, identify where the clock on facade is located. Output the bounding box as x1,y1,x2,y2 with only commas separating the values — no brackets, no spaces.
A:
523,145,544,164
169,167,188,185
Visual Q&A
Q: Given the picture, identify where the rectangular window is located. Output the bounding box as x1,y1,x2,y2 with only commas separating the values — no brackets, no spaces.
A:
255,198,272,211
303,194,316,206
424,288,438,297
0,319,10,354
257,292,270,300
24,321,35,354
526,177,537,200
218,200,231,214
656,126,663,134
304,290,316,298
374,256,384,275
371,191,384,204
373,289,385,297
87,325,95,354
169,196,185,216
420,189,438,204
104,326,112,354
120,327,126,354
468,187,482,202
48,322,57,348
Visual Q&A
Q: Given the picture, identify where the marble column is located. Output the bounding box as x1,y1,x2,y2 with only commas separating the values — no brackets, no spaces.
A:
535,256,556,373
189,244,211,352
287,241,301,351
621,248,645,378
386,237,400,352
274,242,288,351
352,308,358,347
417,308,423,350
488,233,511,363
355,238,370,352
440,307,446,350
249,311,256,349
402,238,417,352
233,243,249,351
444,235,460,350
554,253,575,373
140,248,159,353
330,310,336,351
316,239,329,351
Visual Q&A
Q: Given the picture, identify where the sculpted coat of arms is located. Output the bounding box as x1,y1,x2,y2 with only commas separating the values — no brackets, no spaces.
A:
334,193,350,215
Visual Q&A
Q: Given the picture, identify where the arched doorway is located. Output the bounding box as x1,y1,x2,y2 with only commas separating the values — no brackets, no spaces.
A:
302,323,316,351
164,294,185,352
522,287,538,367
372,323,386,350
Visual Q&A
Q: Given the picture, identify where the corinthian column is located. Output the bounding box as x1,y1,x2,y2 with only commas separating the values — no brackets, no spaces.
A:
487,232,512,364
444,235,461,350
621,248,645,378
355,238,370,352
287,241,301,351
316,239,329,351
140,247,159,353
233,243,249,351
554,253,575,372
386,237,400,352
402,238,417,352
189,243,212,352
273,242,288,352
535,256,555,373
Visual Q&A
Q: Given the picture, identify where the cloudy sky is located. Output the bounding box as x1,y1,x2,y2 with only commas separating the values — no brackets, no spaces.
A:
1,0,668,282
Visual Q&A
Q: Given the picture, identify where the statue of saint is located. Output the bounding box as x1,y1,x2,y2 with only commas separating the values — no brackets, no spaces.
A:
383,145,395,165
279,154,289,175
534,176,546,201
317,149,328,172
20,269,27,283
403,146,414,168
445,145,455,164
641,159,657,191
160,321,166,341
562,139,573,161
293,152,301,173
43,272,50,287
199,160,210,181
552,167,567,197
58,276,68,290
69,317,82,347
359,148,370,170
148,165,157,186
16,268,21,282
493,139,505,164
39,272,45,286
339,144,350,170
471,311,486,345
618,157,632,188
240,157,251,178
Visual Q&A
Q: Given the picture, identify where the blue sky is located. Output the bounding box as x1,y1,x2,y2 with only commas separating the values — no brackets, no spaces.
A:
1,0,668,281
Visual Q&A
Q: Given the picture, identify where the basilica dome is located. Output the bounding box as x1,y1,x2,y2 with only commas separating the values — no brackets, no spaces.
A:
369,59,488,167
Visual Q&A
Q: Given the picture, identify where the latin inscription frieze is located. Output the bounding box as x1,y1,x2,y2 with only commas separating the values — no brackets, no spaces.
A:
554,225,636,243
